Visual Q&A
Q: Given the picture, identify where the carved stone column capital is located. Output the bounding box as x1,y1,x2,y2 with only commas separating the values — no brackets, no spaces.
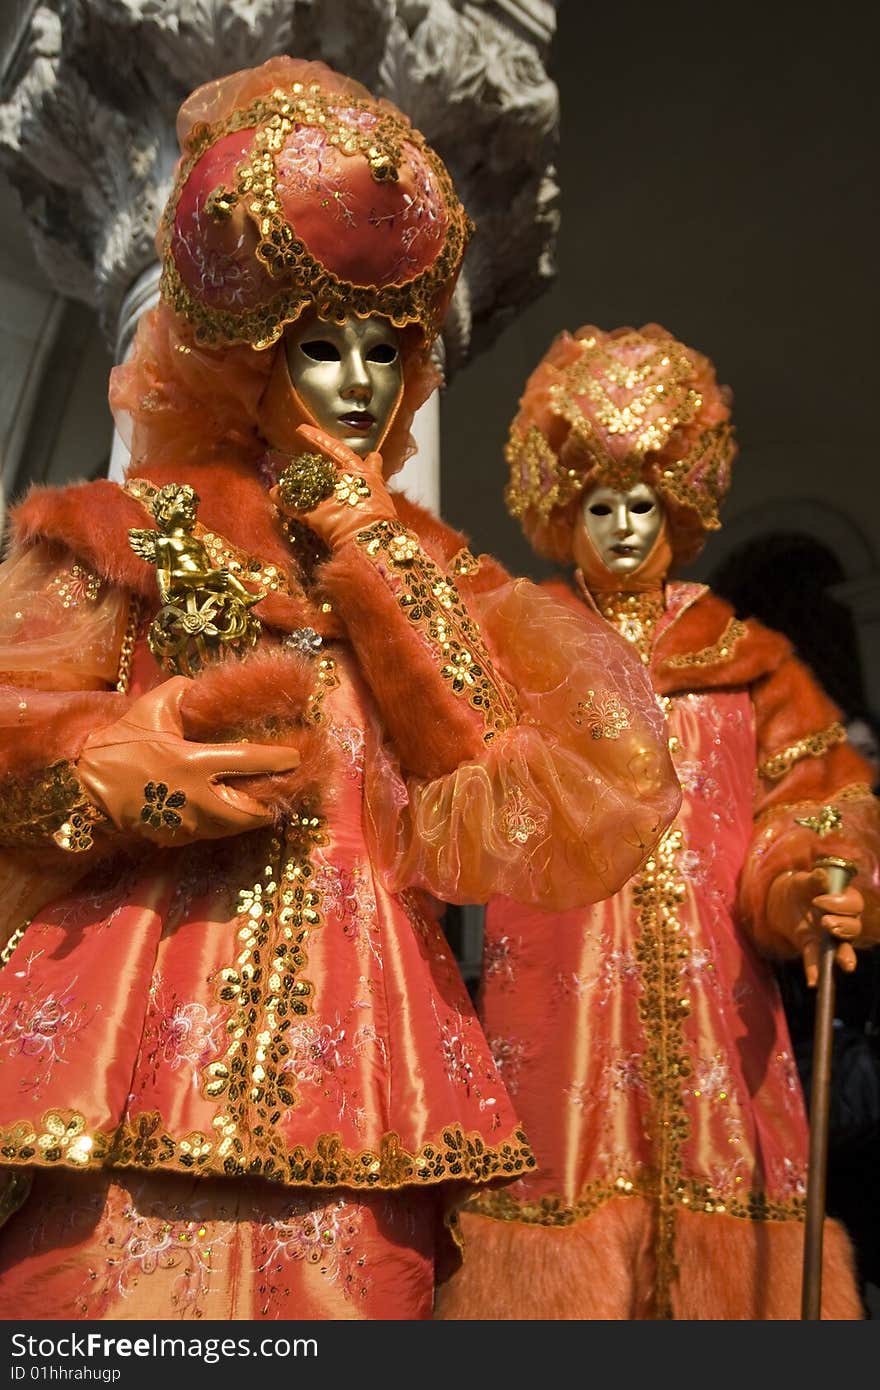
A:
1,0,559,371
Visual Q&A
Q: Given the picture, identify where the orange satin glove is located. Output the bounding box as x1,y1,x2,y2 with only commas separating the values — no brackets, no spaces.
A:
764,867,864,986
76,677,300,845
270,424,398,549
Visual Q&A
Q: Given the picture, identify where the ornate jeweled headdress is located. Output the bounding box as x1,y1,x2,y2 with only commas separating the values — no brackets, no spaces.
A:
504,323,737,564
159,57,472,351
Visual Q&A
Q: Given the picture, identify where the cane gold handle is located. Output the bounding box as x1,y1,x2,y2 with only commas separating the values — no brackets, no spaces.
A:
813,854,858,895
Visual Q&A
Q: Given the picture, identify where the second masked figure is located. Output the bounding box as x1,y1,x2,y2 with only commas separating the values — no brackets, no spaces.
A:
437,322,880,1320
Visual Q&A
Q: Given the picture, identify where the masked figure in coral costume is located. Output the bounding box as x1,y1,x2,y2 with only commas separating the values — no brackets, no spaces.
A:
436,324,880,1320
0,70,680,1320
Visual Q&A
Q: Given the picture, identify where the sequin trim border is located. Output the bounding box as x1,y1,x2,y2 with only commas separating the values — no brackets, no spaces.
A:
758,722,847,781
0,1110,535,1191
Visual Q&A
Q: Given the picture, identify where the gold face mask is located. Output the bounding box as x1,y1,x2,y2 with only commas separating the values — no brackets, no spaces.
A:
579,481,664,575
284,312,404,458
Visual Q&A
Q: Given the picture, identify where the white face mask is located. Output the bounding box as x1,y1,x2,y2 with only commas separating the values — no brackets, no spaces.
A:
580,481,664,574
284,312,404,457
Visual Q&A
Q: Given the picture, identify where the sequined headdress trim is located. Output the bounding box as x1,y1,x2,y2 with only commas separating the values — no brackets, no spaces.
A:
160,78,472,350
505,325,736,558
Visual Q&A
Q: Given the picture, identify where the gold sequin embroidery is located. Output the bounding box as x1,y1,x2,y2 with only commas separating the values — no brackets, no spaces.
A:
504,424,582,521
663,616,747,669
305,655,340,726
49,564,102,608
160,86,471,350
334,474,371,508
587,583,665,666
201,814,327,1178
355,520,518,741
0,1107,535,1191
0,761,106,853
0,919,31,969
753,783,874,827
551,335,700,482
573,689,631,740
658,423,735,530
631,825,690,1318
758,721,847,781
504,333,735,528
794,805,843,837
0,1110,107,1167
500,788,546,847
469,1174,805,1228
447,548,482,578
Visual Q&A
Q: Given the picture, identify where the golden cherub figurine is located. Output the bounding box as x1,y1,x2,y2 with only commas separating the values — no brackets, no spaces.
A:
128,483,263,676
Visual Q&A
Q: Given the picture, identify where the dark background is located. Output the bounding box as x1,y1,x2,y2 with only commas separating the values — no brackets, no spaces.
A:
443,1,878,594
443,2,880,1306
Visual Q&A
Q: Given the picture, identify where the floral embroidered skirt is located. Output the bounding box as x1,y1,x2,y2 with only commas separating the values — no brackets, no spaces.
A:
0,1169,438,1320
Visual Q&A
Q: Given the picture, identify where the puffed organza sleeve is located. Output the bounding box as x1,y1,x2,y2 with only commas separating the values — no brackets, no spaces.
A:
354,556,681,909
0,542,130,854
0,542,129,691
0,541,133,953
737,644,880,952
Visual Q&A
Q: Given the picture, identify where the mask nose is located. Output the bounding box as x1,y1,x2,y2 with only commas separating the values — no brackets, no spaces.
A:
340,348,372,404
612,502,632,537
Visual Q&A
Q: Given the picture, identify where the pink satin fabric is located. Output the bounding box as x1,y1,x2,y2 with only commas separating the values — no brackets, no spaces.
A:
479,586,810,1226
0,646,528,1188
0,1169,437,1320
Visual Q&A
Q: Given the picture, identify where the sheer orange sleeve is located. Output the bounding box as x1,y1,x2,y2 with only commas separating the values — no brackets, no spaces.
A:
362,567,681,909
0,543,129,691
0,542,133,950
0,543,130,854
738,647,880,953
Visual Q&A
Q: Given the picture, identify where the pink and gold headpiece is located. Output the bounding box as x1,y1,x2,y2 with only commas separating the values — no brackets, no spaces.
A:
159,56,472,350
505,323,737,564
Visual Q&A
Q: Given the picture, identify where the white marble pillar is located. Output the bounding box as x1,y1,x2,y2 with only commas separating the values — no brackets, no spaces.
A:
396,391,441,514
1,1,560,478
107,263,161,485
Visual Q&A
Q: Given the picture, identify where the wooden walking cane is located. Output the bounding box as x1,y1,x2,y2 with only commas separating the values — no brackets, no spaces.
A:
800,852,858,1320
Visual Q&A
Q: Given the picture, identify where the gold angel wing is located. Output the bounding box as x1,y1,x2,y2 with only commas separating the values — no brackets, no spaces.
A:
128,528,158,566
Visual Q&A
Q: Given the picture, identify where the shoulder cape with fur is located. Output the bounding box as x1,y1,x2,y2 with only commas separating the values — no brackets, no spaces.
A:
11,457,469,640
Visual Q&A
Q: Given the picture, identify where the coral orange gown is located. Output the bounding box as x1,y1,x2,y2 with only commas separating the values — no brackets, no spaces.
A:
0,470,678,1320
437,579,880,1320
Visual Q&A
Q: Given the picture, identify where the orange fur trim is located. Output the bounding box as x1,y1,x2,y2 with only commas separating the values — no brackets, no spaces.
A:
435,1200,862,1320
227,724,331,816
750,649,876,811
753,651,842,763
11,482,158,597
10,467,330,637
318,543,485,779
672,1204,861,1320
435,1201,655,1320
179,646,334,814
654,595,791,693
180,646,316,741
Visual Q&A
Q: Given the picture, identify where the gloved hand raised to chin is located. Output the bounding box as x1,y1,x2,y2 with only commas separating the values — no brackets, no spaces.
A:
76,676,301,844
270,424,397,550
